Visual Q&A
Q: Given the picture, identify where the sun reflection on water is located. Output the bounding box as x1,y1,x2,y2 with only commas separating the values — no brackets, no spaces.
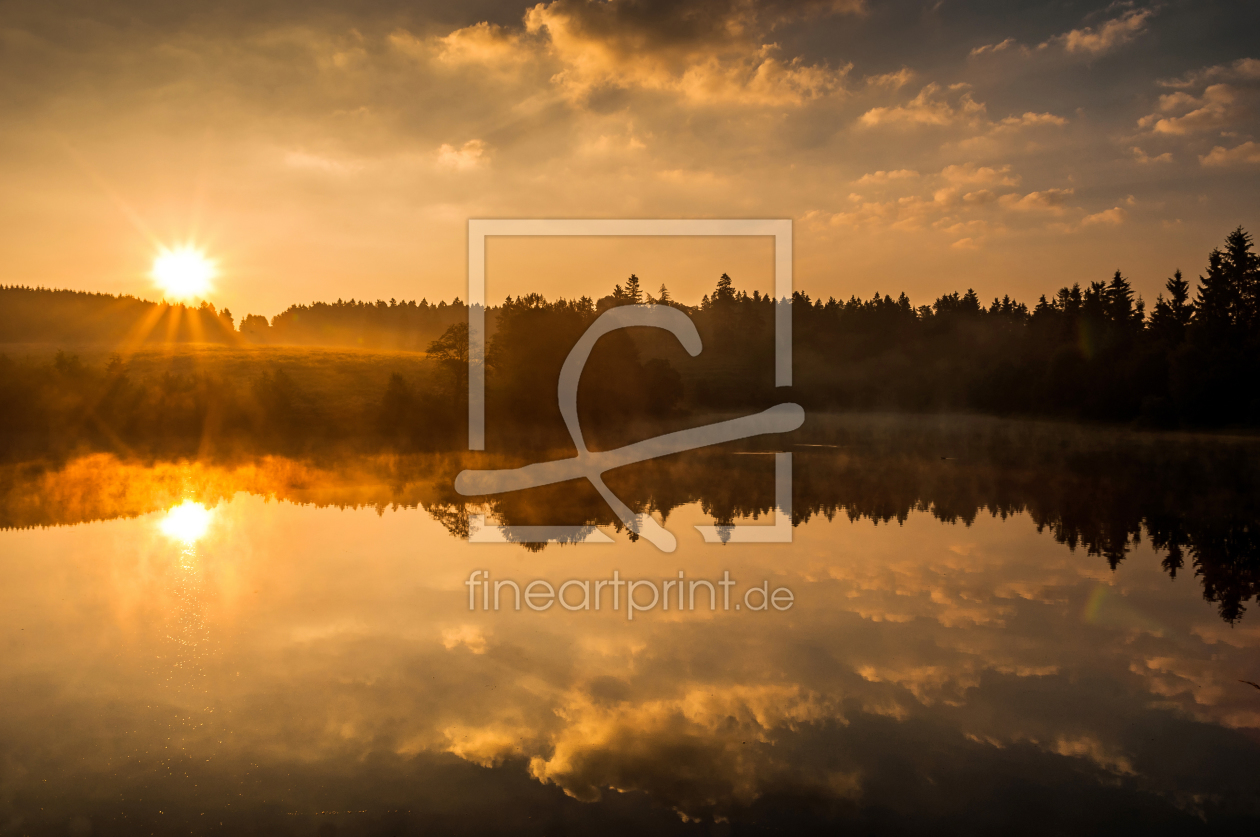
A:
159,500,213,544
154,500,215,737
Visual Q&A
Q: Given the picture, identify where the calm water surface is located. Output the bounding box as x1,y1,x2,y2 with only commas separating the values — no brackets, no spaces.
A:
2,418,1258,835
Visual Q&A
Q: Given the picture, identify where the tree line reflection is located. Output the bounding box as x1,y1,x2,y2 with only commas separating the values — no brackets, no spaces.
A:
1,415,1256,623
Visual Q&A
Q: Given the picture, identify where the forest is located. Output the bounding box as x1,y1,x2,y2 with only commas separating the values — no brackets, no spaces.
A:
0,226,1257,462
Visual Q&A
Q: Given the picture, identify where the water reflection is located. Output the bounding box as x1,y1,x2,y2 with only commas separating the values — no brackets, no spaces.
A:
159,499,214,545
0,418,1258,834
154,500,217,783
2,416,1255,623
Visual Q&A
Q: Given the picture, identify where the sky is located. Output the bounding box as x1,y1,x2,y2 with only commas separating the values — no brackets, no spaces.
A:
1,0,1257,319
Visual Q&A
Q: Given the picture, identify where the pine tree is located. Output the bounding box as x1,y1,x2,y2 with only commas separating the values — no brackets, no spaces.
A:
1149,270,1193,344
1175,227,1260,425
624,274,642,304
657,284,672,305
1195,227,1259,333
960,288,981,314
714,273,735,305
1167,269,1191,315
1104,270,1143,331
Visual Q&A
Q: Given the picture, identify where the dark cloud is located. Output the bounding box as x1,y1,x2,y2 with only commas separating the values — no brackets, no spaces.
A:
520,0,866,51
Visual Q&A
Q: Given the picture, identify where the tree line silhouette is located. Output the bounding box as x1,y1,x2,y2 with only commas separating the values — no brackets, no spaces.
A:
0,226,1257,454
0,286,469,349
241,297,470,349
0,287,238,344
792,227,1258,426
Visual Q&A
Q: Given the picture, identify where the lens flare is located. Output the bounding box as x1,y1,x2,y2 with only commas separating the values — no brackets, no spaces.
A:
159,500,213,543
151,246,215,300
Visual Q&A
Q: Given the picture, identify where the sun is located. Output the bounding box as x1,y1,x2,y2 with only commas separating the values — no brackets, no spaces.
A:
152,246,215,300
159,501,214,544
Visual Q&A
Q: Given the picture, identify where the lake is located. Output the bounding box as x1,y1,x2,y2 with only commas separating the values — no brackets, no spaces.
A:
1,415,1258,835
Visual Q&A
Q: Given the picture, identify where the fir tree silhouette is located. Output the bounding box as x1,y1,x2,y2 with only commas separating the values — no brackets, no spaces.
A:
624,274,642,304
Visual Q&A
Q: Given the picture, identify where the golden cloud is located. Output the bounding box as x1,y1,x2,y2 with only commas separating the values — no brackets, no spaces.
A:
1054,8,1154,56
518,0,856,106
1141,84,1242,135
1199,140,1260,167
860,83,986,128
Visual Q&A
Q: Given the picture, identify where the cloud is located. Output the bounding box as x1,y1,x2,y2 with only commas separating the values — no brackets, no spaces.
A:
1130,146,1172,164
1159,57,1260,89
1199,141,1260,167
859,83,986,128
973,7,1155,61
995,112,1068,130
1052,735,1136,775
1157,91,1200,113
854,169,920,184
860,87,1066,141
1139,84,1242,135
528,684,842,805
1080,206,1128,226
517,0,859,106
1052,8,1154,56
441,624,488,653
579,128,649,157
815,163,1084,242
437,139,488,171
1043,204,1130,234
669,48,850,106
969,38,1026,58
388,0,863,108
431,22,531,68
866,67,915,88
961,190,998,205
812,160,1139,249
941,163,1019,186
1137,56,1260,140
998,189,1074,213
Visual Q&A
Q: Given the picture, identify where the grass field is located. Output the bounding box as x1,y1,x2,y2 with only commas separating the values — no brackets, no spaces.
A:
0,334,758,413
0,341,444,417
